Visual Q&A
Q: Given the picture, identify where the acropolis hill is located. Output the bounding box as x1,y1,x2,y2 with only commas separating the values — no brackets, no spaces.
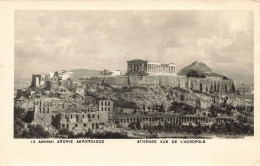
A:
30,60,236,93
96,59,236,93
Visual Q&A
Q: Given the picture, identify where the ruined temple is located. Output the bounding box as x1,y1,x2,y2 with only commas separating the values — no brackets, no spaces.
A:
31,70,74,88
126,59,176,76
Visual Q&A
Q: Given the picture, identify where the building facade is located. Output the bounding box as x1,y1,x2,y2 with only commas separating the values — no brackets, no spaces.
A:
31,70,74,88
32,99,114,134
127,59,176,76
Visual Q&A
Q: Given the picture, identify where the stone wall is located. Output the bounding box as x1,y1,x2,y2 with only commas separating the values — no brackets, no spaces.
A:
129,76,159,87
32,99,113,134
60,112,110,132
92,76,236,93
116,114,211,129
103,76,129,86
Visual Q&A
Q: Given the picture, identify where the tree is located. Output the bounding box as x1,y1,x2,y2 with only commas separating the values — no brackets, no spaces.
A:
186,70,206,78
23,111,34,123
22,124,50,138
59,128,69,135
222,76,230,80
14,107,26,136
51,113,62,130
14,118,25,135
136,121,141,130
128,122,136,130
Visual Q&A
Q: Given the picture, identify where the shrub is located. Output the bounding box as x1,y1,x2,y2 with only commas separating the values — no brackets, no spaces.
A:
186,70,206,78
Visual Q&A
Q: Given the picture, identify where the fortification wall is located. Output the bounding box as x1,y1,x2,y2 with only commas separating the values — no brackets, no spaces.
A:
129,76,159,86
91,76,236,93
187,77,235,93
159,76,180,88
103,76,129,86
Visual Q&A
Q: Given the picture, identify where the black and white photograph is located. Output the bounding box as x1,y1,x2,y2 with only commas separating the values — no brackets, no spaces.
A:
14,10,254,139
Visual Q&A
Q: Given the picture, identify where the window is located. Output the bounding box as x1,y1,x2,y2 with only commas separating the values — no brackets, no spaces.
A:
76,114,79,122
92,123,95,129
75,124,78,127
108,107,110,111
84,123,86,127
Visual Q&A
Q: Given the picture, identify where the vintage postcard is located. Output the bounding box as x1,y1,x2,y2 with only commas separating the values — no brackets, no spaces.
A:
14,10,254,139
1,1,260,166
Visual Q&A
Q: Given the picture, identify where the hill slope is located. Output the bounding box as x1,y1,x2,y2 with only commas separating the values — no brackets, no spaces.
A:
177,61,225,77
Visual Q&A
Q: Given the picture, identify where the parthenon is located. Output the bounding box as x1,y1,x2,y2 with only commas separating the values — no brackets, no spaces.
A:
127,59,176,76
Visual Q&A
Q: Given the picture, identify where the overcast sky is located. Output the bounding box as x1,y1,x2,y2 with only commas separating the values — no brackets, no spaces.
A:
15,10,253,80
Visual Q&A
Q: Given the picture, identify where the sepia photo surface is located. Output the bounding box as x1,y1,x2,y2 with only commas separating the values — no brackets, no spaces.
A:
14,10,254,139
1,1,260,165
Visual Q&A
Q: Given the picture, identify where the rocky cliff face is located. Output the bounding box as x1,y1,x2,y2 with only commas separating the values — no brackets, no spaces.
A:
90,76,236,93
160,76,235,93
